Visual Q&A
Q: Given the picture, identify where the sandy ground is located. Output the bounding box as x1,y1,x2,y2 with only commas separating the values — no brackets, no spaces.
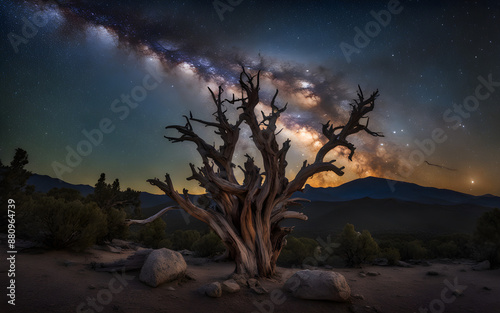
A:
0,242,499,313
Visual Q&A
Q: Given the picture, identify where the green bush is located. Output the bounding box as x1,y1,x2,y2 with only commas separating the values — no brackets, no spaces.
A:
337,224,379,267
278,236,318,266
139,218,167,248
474,208,500,267
428,240,459,259
400,240,428,260
379,247,401,265
101,207,128,242
169,229,201,251
17,195,107,251
158,238,173,249
47,187,84,202
191,232,225,257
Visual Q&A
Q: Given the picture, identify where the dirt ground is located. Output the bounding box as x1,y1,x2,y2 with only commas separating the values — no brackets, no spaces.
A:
1,242,498,313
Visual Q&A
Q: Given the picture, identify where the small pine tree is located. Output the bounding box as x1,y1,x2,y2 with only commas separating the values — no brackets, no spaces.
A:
474,208,500,267
191,232,225,257
139,218,167,248
337,223,379,267
169,230,201,251
87,173,141,241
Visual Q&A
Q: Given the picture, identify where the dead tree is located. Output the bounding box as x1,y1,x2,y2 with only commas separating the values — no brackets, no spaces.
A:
148,68,383,277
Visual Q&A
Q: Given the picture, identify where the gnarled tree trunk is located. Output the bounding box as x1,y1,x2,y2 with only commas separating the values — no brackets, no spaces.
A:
148,68,382,277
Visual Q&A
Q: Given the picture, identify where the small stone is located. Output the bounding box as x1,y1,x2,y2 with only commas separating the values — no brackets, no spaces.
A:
167,286,175,291
483,286,492,291
396,261,413,268
366,272,380,276
352,294,365,300
472,260,490,271
63,260,76,267
184,272,196,281
359,273,367,278
204,282,222,298
221,279,240,293
250,285,269,295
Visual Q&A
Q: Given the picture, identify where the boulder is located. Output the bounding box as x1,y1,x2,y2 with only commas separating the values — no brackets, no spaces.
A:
139,248,187,287
221,279,240,293
283,270,350,302
472,260,490,271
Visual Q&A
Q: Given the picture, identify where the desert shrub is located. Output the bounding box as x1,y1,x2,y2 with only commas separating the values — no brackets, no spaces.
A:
169,229,201,251
191,232,225,257
426,234,472,259
379,247,401,265
158,238,173,249
139,218,167,248
47,187,84,202
98,207,128,242
400,240,428,260
17,195,106,250
438,241,459,258
336,224,379,267
87,173,141,239
428,239,459,259
474,208,500,267
278,236,318,266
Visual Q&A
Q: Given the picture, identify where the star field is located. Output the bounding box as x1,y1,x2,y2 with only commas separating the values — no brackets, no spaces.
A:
1,0,499,196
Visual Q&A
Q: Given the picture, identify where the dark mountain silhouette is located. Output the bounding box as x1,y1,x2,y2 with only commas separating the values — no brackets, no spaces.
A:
296,176,500,208
26,174,499,236
27,174,94,196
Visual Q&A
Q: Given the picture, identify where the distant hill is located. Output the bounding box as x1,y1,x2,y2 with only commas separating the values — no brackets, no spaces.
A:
296,176,500,208
27,174,94,196
26,173,499,236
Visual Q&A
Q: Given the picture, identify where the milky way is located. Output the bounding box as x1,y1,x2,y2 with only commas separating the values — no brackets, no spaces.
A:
1,0,499,195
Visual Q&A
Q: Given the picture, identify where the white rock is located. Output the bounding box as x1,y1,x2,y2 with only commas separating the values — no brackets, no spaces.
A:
139,248,187,287
283,270,350,302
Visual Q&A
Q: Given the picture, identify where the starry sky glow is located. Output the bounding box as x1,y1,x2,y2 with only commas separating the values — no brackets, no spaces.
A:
1,0,499,196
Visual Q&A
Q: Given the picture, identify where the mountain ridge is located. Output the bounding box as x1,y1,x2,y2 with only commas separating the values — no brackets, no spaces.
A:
27,174,500,209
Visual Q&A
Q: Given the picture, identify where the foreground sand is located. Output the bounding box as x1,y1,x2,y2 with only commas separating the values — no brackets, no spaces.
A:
1,243,498,313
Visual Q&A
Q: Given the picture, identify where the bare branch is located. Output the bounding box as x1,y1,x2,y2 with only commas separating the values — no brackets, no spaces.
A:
285,86,382,196
125,206,178,226
271,210,308,224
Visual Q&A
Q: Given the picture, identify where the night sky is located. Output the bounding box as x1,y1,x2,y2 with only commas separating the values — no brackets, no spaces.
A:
1,0,499,196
